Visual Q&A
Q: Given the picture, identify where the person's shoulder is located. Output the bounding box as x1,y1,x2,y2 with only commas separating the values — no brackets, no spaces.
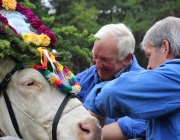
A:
87,65,96,71
130,55,145,71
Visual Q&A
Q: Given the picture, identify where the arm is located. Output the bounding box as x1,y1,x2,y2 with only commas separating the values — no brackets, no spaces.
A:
102,122,127,140
103,117,146,140
117,117,146,139
86,67,180,119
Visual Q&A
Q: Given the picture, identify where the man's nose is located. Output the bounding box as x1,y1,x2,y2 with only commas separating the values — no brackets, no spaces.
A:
95,58,103,69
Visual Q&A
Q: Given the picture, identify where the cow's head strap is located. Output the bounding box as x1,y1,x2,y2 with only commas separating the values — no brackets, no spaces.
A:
0,64,24,139
52,93,81,140
0,63,24,92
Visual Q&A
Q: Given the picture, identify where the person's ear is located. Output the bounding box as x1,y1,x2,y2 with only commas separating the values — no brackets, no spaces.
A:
123,53,133,66
162,40,171,58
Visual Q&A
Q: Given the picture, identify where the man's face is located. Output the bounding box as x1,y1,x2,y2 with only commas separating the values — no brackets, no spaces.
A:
145,43,168,70
92,37,125,81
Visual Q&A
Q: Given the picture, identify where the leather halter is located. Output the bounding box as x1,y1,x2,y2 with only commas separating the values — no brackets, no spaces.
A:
52,93,81,140
0,64,81,140
0,64,24,139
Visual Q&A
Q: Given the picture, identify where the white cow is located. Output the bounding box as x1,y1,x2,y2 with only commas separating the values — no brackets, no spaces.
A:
0,57,102,140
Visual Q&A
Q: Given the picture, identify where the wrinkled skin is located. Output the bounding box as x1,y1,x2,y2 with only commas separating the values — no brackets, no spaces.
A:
0,57,102,140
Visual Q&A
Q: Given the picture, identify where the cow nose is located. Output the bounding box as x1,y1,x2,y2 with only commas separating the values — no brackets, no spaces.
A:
78,122,102,140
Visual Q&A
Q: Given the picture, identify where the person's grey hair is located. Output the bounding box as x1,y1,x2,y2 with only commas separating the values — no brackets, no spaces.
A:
142,16,180,58
92,23,135,61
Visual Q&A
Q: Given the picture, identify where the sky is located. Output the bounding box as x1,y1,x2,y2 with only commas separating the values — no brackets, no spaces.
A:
41,0,56,14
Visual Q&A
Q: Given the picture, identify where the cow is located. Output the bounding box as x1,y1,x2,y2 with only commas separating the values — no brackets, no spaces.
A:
0,56,102,140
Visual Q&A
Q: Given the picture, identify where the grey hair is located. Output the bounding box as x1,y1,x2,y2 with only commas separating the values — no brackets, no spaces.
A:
92,23,135,61
142,16,180,58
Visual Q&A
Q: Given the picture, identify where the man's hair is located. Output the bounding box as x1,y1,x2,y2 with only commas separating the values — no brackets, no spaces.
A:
92,23,135,61
142,16,180,58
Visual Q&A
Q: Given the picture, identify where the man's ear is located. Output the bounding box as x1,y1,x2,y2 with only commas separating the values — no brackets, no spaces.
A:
162,40,171,58
123,53,133,66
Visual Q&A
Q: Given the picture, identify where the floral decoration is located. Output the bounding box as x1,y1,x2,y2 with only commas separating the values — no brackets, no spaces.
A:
21,33,50,46
0,0,81,94
34,47,81,94
2,0,17,11
0,0,57,47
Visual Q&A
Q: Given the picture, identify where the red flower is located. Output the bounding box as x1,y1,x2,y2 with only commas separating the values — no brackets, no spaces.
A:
64,66,70,73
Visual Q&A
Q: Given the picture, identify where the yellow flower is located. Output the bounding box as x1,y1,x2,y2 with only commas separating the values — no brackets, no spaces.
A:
31,34,42,46
39,34,50,46
2,0,17,11
21,34,31,44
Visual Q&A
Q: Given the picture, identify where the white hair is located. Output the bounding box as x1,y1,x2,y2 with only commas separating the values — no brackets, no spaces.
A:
92,23,135,60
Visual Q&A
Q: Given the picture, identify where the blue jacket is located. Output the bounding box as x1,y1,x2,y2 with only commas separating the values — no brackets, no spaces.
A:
85,59,180,140
77,55,146,139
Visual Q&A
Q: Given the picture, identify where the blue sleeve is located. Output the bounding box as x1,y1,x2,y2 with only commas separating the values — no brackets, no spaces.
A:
105,118,118,125
86,67,180,119
76,66,100,102
118,116,146,139
83,81,109,107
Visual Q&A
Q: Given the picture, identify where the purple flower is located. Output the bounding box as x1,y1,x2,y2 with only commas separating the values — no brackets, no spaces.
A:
0,0,2,10
37,25,50,34
16,3,26,13
0,28,6,34
31,17,43,29
24,10,35,21
38,25,57,46
0,15,8,24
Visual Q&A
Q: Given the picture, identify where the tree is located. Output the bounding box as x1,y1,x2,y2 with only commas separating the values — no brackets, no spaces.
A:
27,0,180,70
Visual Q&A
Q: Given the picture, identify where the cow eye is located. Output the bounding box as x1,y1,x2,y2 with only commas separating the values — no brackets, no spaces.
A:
25,81,34,86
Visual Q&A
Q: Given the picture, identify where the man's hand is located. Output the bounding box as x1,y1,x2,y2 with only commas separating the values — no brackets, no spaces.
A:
88,110,106,127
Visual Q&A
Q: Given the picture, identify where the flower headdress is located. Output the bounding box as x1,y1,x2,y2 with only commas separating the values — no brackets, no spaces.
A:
0,0,81,94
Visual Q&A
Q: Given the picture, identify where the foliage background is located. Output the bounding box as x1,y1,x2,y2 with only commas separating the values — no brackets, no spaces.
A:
26,0,180,74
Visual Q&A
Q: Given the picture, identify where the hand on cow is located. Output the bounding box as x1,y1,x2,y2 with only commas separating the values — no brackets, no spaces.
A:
88,110,106,128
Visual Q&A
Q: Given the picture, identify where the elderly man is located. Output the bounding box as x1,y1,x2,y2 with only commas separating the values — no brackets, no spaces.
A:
85,16,180,140
76,23,146,140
